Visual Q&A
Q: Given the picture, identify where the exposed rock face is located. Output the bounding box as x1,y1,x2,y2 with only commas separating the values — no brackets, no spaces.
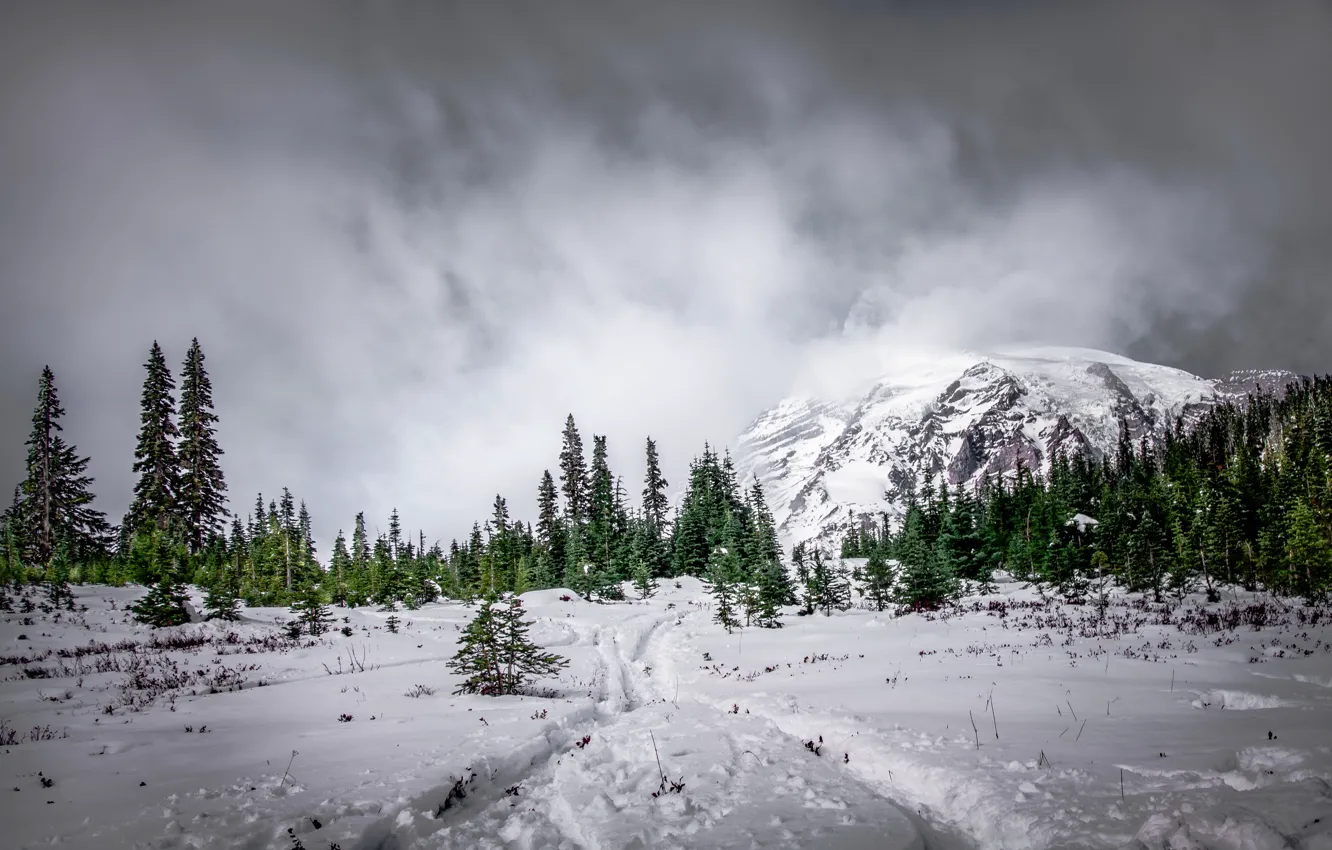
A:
1213,369,1305,400
735,347,1299,549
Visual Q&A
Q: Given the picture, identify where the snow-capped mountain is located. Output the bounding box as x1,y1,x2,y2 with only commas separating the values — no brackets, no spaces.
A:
736,346,1301,548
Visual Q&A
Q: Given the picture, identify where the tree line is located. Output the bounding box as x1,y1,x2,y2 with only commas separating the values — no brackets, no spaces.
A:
4,341,1330,627
0,341,794,626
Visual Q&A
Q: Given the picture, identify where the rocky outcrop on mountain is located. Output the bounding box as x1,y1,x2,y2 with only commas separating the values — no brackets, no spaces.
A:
736,347,1297,548
1213,369,1305,399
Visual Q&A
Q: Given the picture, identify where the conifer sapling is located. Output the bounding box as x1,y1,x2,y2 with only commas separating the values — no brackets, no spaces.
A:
447,594,568,696
290,578,333,636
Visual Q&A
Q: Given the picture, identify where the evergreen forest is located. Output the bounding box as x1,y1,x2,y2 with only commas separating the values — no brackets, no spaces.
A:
3,341,1332,628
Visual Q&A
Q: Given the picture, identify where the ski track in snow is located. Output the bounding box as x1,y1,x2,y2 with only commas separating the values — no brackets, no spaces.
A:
359,609,923,850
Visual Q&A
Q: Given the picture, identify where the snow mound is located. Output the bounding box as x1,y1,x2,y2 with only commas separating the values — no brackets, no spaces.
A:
1123,779,1332,850
1190,690,1293,710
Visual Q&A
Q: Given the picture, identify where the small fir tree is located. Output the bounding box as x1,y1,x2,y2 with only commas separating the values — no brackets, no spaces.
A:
46,536,75,610
793,543,816,616
752,554,786,627
863,547,895,611
897,544,958,611
132,571,191,628
448,594,568,696
631,558,657,599
290,578,333,635
202,570,242,621
828,558,853,614
704,546,741,632
803,549,830,614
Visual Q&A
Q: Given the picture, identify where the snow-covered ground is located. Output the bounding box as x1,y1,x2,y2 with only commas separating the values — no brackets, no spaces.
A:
4,577,1332,849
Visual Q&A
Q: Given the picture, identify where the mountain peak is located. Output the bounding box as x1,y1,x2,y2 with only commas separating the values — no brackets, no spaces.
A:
737,348,1287,548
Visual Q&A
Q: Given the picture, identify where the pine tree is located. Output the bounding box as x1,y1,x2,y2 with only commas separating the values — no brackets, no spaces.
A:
531,544,556,590
1,488,25,588
901,541,958,610
330,530,351,606
562,525,591,598
448,594,568,696
290,577,333,636
1287,500,1330,602
641,437,670,579
670,495,710,578
704,543,742,632
202,568,241,621
745,480,782,571
14,367,110,565
128,343,181,536
46,535,74,609
792,543,816,615
349,512,371,605
632,557,657,599
559,415,589,525
176,339,227,552
863,546,895,611
751,551,786,627
487,496,511,596
585,435,615,579
372,534,399,608
388,507,403,561
535,470,565,573
131,540,191,628
829,557,853,613
801,550,848,616
512,554,532,596
296,501,317,586
278,488,297,593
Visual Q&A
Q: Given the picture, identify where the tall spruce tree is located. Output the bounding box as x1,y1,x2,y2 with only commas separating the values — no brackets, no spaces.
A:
128,342,181,535
585,436,615,578
349,511,371,605
14,367,110,565
176,338,227,552
642,438,670,579
535,470,565,572
559,415,589,525
330,529,351,605
488,496,511,596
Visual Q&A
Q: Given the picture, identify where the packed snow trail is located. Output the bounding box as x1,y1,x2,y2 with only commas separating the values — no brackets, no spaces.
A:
354,607,925,850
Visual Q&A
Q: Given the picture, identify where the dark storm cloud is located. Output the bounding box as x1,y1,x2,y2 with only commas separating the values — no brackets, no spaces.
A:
2,1,1329,547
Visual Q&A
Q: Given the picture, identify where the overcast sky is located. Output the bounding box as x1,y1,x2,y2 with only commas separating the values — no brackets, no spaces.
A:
2,1,1330,550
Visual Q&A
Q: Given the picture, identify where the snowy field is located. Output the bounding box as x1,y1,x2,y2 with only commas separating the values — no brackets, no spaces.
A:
4,577,1332,850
